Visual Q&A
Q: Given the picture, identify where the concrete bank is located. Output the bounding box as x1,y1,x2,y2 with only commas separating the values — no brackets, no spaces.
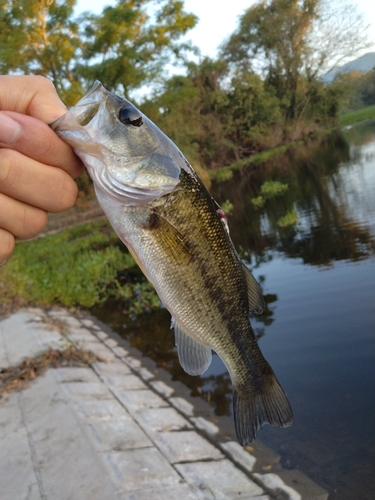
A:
0,308,328,500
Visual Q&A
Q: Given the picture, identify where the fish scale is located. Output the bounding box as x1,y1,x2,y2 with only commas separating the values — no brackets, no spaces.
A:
51,81,293,444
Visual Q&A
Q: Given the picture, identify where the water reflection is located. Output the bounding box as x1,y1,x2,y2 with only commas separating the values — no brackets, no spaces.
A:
92,120,375,500
212,125,374,266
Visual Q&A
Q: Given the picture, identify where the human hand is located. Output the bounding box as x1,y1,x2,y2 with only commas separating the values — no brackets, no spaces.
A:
0,75,84,265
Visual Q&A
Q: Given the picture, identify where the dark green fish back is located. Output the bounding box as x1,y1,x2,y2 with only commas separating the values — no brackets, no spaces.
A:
148,168,292,443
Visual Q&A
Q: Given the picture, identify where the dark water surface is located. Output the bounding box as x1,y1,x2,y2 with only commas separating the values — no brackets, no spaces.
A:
92,121,375,499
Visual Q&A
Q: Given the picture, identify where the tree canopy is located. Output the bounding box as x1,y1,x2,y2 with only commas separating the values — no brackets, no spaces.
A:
0,0,197,104
0,0,372,173
220,0,371,120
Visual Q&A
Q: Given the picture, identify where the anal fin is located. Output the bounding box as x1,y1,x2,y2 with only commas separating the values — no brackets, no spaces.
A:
172,318,212,375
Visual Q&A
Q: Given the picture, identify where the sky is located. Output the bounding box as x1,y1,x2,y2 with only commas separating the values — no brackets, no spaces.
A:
75,0,375,60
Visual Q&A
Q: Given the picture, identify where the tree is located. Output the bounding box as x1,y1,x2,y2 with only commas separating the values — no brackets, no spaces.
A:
220,0,371,122
141,58,282,171
334,69,375,112
141,59,229,172
78,0,197,95
0,0,83,104
0,0,197,104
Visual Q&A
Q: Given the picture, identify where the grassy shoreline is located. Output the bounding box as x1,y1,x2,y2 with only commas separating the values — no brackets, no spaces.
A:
339,105,375,127
0,220,159,315
1,106,373,312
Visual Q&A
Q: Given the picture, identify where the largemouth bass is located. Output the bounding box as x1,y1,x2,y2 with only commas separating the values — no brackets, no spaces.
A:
51,81,292,444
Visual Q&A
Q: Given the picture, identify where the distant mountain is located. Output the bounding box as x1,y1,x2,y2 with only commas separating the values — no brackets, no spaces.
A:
321,52,375,83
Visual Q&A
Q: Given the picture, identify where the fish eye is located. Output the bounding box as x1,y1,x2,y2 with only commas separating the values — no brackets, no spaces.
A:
118,106,143,127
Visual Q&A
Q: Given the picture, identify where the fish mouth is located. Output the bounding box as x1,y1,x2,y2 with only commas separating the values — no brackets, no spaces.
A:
54,81,108,129
74,81,105,125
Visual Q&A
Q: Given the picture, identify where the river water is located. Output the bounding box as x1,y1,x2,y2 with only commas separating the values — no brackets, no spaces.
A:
92,120,375,500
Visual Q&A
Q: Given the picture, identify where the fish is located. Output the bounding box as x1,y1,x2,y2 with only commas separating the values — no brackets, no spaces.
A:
51,81,292,444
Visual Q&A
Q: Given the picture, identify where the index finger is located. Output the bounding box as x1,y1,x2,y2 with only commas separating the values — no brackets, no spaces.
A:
0,75,67,123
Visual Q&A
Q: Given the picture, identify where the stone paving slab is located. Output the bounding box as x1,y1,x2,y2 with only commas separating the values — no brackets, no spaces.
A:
115,388,170,413
73,398,133,422
66,327,98,342
103,448,182,491
55,366,100,383
18,370,121,500
118,483,199,500
0,308,327,500
0,311,62,366
0,393,41,500
61,380,113,399
84,419,153,451
134,406,193,433
176,460,265,500
92,360,132,375
220,441,257,473
153,430,224,463
101,373,148,390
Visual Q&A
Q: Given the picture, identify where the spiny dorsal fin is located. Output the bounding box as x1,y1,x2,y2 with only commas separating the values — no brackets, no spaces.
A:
172,318,212,375
241,262,265,314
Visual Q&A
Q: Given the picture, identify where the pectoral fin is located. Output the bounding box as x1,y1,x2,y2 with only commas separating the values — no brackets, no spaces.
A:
144,211,191,264
242,262,265,314
172,318,212,375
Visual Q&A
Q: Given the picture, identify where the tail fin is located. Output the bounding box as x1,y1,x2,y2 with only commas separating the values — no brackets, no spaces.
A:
233,375,293,445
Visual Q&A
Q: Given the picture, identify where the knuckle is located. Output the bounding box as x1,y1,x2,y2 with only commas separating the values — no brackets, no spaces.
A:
31,209,48,235
0,149,14,186
0,229,15,263
32,75,55,92
20,207,48,239
51,174,78,213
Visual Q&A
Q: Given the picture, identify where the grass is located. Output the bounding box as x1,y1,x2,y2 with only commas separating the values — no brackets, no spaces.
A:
339,105,375,127
0,220,159,313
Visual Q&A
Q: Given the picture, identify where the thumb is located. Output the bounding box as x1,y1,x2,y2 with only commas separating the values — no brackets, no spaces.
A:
0,75,67,124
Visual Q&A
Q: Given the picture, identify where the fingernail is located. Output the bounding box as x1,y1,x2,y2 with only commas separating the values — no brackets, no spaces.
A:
0,113,21,145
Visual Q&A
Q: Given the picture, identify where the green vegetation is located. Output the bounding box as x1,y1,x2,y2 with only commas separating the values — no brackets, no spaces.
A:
1,0,372,174
251,181,289,209
0,0,197,105
220,200,234,216
250,181,297,228
339,105,375,127
277,210,298,228
0,221,159,313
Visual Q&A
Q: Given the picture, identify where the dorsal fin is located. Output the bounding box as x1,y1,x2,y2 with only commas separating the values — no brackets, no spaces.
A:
241,262,265,314
172,318,212,375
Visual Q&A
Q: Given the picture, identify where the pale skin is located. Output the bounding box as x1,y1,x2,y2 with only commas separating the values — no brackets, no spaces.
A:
0,75,84,264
